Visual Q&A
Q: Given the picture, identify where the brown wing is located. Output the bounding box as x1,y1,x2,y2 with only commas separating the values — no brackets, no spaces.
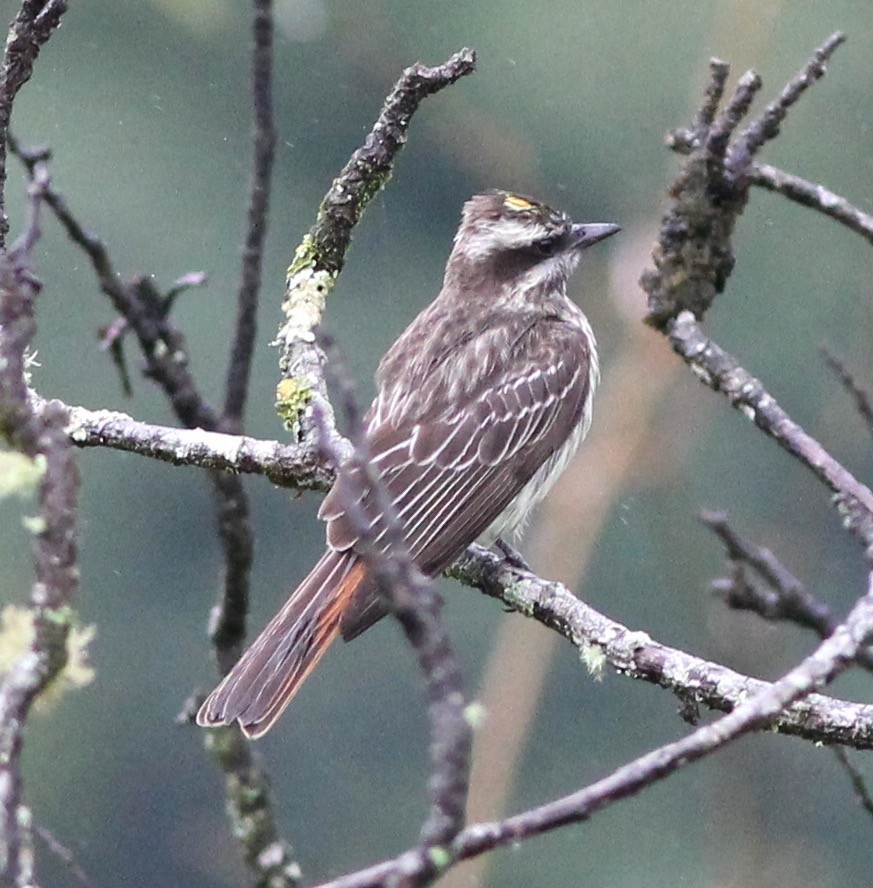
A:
319,315,593,639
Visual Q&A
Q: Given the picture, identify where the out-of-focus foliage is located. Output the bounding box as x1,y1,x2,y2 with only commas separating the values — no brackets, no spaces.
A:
2,1,872,885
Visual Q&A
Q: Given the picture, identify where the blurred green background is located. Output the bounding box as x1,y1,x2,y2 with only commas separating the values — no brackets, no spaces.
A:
2,0,873,885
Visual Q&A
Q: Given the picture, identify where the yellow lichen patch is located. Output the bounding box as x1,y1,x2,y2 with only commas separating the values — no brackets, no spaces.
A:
0,451,46,499
0,604,96,711
275,377,313,429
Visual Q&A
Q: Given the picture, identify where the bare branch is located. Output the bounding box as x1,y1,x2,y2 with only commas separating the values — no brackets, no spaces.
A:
451,545,873,747
820,348,873,455
0,0,68,247
667,313,873,548
223,0,277,428
0,160,80,886
702,511,873,672
315,574,873,888
733,33,845,163
37,395,333,491
315,332,471,875
751,163,873,247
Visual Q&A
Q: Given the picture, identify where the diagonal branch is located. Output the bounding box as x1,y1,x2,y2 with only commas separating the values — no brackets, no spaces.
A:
821,346,873,445
702,510,873,672
667,313,873,549
751,163,873,247
315,574,873,888
314,332,471,879
451,545,873,747
274,48,476,445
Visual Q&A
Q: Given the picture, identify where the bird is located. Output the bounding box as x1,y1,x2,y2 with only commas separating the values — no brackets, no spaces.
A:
197,190,620,738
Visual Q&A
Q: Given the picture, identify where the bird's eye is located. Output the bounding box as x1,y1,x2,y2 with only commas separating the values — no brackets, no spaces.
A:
532,236,560,257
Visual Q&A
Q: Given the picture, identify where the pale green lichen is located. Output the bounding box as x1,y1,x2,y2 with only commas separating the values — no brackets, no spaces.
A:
275,378,313,431
276,237,337,346
579,642,607,679
427,846,452,871
499,579,536,616
0,451,46,499
463,701,487,729
0,604,95,710
21,514,46,534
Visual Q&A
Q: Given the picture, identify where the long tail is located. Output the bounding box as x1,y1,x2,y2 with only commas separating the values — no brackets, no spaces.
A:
196,550,366,739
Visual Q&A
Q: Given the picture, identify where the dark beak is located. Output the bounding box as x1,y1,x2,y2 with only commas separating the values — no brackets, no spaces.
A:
569,222,621,250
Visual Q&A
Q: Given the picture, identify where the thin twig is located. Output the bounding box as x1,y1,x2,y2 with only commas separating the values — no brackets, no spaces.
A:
751,163,873,247
821,346,873,441
833,747,873,821
705,70,762,177
702,511,873,672
34,824,95,888
223,0,276,429
315,332,471,874
9,135,218,427
732,33,845,164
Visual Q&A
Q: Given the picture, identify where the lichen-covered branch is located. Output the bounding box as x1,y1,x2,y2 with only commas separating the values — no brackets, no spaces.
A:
313,574,873,888
37,394,333,492
643,33,845,328
274,48,475,445
0,160,80,886
190,718,301,888
450,545,873,747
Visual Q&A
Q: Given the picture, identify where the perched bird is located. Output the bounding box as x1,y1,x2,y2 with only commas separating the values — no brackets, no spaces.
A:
198,190,619,738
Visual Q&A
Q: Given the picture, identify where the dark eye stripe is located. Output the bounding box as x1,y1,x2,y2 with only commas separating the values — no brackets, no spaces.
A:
532,234,564,257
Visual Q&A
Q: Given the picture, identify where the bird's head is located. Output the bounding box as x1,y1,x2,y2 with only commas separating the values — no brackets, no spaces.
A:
445,191,619,301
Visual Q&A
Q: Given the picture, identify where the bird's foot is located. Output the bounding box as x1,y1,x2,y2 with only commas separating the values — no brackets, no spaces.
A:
495,537,531,572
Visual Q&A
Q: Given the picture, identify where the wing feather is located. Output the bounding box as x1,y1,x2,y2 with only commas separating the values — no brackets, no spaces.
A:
321,316,594,639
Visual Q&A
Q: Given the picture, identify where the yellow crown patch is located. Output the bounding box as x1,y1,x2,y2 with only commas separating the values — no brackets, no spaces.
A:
503,194,536,212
